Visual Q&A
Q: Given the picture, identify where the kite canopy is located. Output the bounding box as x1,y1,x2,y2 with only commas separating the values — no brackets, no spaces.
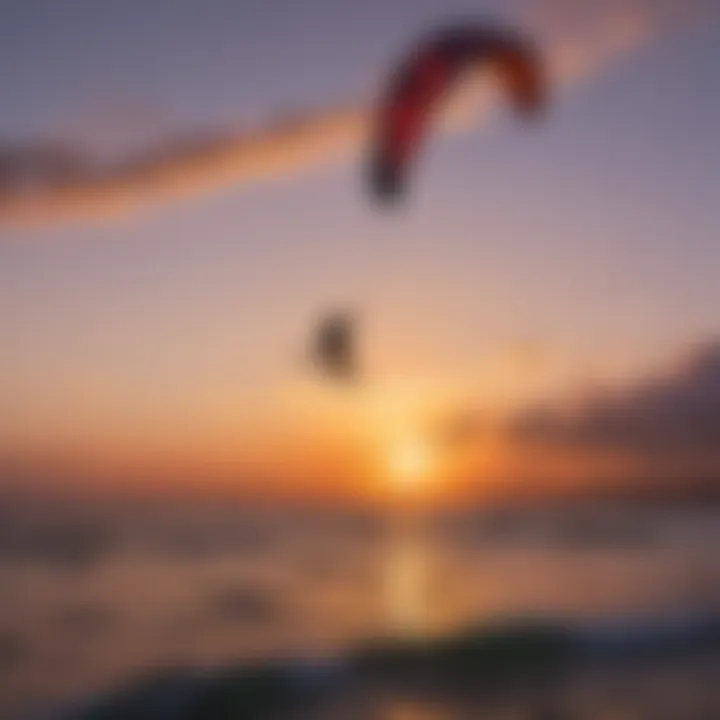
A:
368,23,546,203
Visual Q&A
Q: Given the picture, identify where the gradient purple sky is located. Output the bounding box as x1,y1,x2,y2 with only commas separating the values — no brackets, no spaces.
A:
0,0,718,492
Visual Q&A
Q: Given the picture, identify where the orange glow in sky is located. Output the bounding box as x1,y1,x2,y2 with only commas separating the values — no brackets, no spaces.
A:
1,0,718,506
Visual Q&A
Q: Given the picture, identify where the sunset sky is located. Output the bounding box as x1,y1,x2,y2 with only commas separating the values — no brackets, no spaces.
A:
0,0,718,501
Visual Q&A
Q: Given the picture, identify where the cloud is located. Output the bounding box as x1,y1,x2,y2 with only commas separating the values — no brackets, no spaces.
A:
509,342,720,486
0,108,366,226
0,0,713,227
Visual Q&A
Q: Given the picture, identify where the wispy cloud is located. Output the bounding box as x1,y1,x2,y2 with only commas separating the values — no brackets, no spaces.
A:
512,342,720,459
425,339,720,497
0,108,366,226
499,341,720,494
0,0,712,227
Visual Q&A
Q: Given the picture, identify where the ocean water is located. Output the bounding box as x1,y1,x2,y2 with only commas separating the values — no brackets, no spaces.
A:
0,498,718,718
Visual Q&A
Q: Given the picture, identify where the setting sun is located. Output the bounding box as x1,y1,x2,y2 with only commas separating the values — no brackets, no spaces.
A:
387,437,434,492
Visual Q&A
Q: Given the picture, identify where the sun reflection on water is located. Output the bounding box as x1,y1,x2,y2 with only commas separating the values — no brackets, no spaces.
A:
384,510,434,637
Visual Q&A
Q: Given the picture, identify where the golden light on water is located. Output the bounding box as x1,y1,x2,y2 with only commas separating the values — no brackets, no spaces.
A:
385,526,428,636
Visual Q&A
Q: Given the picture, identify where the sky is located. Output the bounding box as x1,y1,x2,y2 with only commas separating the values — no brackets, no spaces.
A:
0,0,718,501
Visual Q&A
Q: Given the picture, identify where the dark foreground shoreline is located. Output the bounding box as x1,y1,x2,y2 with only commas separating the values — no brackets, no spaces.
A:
42,613,720,719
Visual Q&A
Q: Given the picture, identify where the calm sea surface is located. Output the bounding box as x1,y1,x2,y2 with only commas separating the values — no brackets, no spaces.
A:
1,499,718,717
